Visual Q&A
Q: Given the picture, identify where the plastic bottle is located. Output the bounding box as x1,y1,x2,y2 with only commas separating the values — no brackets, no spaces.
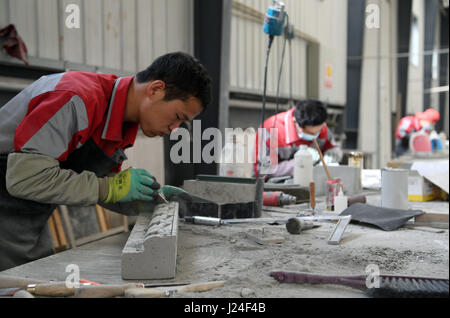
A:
429,131,443,152
294,145,313,187
334,188,348,214
219,132,247,177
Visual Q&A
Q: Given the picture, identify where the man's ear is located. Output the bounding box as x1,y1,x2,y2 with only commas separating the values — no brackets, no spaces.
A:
146,80,166,98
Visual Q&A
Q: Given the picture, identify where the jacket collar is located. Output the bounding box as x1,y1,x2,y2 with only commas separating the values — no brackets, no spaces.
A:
101,76,138,145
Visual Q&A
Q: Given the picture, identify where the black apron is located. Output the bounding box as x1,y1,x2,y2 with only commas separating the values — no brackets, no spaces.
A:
0,138,127,271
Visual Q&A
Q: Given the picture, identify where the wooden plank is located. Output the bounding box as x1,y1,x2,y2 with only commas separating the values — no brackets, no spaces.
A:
103,209,112,230
53,209,68,248
414,213,449,229
48,214,59,249
58,205,76,248
122,215,129,232
95,205,108,233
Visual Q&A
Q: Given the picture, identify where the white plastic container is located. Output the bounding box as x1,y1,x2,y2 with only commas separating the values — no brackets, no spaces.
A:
294,145,313,187
334,188,348,214
381,168,409,210
219,129,254,178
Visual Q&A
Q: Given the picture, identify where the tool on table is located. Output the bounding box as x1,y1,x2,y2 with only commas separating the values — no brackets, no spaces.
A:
184,215,351,245
327,215,351,245
305,181,317,215
184,215,349,226
285,218,316,234
158,192,169,204
347,195,366,206
125,281,225,298
74,283,144,298
0,281,92,297
79,279,100,285
312,139,332,180
0,274,144,298
13,290,35,298
0,274,47,289
270,271,449,298
144,282,190,288
183,216,289,226
263,191,297,206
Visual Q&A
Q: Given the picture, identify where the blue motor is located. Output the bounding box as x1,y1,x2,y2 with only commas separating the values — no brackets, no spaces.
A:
263,0,287,37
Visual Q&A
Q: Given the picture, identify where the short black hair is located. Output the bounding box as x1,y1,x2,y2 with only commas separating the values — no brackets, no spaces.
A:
136,52,212,108
293,99,328,128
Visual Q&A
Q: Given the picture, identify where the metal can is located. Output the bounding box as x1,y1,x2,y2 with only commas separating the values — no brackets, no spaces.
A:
326,179,343,211
348,151,364,169
381,168,409,210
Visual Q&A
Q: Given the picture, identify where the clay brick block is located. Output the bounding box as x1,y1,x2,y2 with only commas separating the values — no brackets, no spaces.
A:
121,202,178,280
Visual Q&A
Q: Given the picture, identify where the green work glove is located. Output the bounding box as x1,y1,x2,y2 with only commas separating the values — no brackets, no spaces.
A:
158,185,187,202
104,168,160,203
323,147,342,165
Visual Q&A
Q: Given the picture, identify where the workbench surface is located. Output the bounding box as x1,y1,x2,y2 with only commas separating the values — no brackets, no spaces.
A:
1,192,448,298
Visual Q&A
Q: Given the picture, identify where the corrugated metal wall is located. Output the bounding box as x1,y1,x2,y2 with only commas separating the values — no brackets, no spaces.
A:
0,0,193,75
359,0,398,169
230,0,307,100
230,0,347,105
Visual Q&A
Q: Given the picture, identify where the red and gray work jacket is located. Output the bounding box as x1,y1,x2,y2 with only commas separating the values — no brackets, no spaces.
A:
254,107,335,177
0,71,138,169
395,115,422,140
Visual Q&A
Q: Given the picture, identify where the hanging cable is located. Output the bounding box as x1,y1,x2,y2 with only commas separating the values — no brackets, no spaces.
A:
257,34,275,177
274,14,290,129
257,0,287,177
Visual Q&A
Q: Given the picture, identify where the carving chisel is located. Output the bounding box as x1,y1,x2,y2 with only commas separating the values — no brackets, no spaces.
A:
125,281,225,298
158,192,169,204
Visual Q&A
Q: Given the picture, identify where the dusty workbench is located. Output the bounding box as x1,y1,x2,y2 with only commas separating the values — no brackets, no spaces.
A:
0,191,448,298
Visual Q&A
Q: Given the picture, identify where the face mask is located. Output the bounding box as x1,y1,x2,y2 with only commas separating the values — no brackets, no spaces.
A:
298,131,319,141
421,125,433,133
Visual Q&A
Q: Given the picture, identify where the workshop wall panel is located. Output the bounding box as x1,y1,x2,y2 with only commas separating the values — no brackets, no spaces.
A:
37,0,60,61
359,0,399,169
7,0,39,57
61,0,84,65
0,0,194,74
84,0,104,67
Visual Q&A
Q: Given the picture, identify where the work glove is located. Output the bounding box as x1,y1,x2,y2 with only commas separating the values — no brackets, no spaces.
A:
306,147,321,165
103,168,160,203
136,185,193,217
323,147,343,165
158,185,187,201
